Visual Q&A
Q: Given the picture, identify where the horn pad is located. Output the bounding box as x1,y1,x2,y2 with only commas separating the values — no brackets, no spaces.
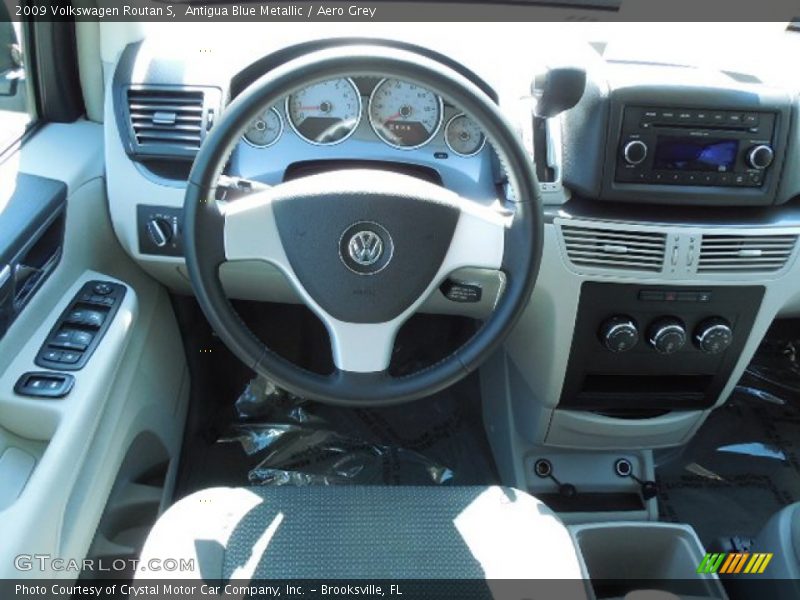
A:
271,170,460,323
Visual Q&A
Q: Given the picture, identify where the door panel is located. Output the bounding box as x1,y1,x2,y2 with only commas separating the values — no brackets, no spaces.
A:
0,173,66,340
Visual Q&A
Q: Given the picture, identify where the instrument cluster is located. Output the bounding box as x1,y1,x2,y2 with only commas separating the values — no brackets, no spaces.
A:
242,77,486,157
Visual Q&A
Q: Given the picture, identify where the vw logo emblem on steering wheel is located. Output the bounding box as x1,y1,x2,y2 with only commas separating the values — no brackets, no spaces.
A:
339,221,394,275
348,230,383,266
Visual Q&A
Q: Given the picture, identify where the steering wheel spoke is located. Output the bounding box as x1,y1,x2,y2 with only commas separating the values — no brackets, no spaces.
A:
441,201,508,274
221,188,290,267
326,318,399,373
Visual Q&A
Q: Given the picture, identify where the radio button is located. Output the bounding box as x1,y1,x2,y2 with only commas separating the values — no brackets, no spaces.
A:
622,140,648,165
743,113,759,126
727,112,743,125
747,145,774,170
710,112,726,123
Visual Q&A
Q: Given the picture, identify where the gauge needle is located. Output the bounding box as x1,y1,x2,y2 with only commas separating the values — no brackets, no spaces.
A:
300,106,320,111
385,112,403,122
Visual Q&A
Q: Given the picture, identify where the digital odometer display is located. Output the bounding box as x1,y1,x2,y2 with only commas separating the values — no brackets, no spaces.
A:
653,137,738,172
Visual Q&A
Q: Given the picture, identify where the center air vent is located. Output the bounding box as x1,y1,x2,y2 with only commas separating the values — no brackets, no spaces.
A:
698,234,797,273
124,86,221,160
560,225,667,272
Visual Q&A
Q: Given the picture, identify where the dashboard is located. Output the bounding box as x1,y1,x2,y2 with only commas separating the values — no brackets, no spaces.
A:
104,36,800,459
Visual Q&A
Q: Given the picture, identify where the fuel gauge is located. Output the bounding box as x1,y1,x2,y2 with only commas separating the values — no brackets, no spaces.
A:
244,107,283,148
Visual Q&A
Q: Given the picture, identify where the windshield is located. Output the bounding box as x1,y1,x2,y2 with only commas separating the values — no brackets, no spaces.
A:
137,21,800,87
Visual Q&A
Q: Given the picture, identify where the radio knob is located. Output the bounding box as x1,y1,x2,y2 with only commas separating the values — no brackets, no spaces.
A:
747,145,774,170
622,140,648,165
146,217,173,248
599,316,639,353
694,318,733,354
647,318,687,355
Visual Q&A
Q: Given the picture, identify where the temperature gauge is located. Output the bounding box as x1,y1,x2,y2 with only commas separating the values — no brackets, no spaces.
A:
445,113,485,157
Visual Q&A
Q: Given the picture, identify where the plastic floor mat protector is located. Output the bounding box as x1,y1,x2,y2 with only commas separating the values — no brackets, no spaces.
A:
219,374,497,487
656,329,800,547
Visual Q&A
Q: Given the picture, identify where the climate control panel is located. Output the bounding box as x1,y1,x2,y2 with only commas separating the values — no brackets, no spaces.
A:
561,283,764,413
599,314,734,356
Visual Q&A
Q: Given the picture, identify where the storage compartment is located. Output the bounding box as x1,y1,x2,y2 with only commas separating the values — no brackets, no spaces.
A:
571,522,726,599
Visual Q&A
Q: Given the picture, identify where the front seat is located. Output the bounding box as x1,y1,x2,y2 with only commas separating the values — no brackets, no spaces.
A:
748,502,800,586
138,486,586,582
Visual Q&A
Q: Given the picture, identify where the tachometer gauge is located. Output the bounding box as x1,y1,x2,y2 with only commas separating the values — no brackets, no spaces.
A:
286,78,362,145
243,107,283,148
445,113,486,157
368,79,443,149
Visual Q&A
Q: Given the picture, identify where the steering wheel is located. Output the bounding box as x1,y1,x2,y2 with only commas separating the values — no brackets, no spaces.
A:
183,44,543,406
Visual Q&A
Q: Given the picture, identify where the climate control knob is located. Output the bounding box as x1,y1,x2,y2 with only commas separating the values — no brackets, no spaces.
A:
146,217,173,248
747,145,774,170
622,140,648,165
694,318,733,354
599,316,639,353
647,318,687,355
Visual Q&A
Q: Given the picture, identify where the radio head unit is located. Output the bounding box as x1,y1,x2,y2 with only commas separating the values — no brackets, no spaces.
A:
585,77,794,207
615,106,776,189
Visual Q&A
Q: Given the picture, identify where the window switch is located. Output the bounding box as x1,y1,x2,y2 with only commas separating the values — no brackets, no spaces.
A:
14,372,74,398
71,331,93,348
42,349,62,362
83,310,105,328
50,329,93,351
59,351,82,364
65,309,88,325
64,308,105,328
51,330,73,347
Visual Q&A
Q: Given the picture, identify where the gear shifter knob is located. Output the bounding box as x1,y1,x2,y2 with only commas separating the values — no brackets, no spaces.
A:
531,66,587,118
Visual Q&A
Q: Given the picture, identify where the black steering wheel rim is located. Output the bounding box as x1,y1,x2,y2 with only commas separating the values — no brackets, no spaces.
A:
183,43,543,406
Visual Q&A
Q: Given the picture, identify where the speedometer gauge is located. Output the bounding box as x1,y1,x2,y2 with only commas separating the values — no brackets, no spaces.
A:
368,79,443,149
243,107,283,148
287,78,362,145
445,113,486,157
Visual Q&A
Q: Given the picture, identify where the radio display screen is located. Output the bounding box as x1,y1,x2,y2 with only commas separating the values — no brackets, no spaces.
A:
653,137,738,172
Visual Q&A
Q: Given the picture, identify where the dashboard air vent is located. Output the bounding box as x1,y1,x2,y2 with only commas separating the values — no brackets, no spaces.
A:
561,225,667,272
124,86,220,160
698,234,797,273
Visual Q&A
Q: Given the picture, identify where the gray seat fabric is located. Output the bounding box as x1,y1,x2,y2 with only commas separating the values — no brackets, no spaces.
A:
138,486,585,581
752,501,800,581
